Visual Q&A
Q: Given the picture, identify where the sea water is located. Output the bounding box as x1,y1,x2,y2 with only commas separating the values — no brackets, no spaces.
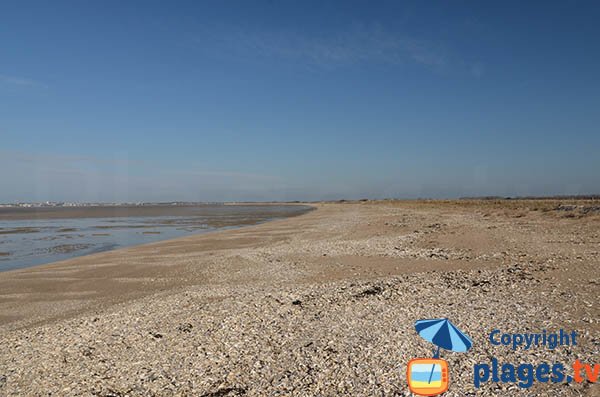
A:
0,205,310,271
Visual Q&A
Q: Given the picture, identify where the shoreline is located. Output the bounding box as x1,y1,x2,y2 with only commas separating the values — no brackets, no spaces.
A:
0,204,320,329
0,201,598,395
0,203,313,273
0,204,314,276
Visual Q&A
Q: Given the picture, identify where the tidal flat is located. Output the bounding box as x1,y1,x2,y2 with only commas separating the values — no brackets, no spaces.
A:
0,204,311,271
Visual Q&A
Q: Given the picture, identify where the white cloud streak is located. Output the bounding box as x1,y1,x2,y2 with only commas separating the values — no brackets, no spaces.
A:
201,24,447,69
0,74,47,88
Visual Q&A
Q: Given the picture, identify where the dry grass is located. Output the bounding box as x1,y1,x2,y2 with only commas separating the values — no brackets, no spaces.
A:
337,198,600,219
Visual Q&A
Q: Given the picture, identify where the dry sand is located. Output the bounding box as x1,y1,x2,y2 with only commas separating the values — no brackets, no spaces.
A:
0,201,598,396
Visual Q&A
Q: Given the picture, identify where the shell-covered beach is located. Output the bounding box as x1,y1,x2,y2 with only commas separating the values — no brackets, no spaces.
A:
0,200,598,396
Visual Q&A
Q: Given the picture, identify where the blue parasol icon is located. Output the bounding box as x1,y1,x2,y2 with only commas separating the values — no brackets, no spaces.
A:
415,318,473,383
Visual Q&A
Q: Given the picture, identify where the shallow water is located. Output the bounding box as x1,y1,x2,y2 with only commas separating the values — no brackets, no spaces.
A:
0,205,310,271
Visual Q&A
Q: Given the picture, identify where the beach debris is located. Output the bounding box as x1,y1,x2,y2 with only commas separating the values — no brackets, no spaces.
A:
471,279,491,287
102,389,126,397
177,323,193,333
148,331,163,339
81,346,94,357
354,285,383,298
200,387,247,396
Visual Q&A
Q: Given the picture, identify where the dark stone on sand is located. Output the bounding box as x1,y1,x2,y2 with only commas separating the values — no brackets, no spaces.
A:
177,323,193,333
355,285,383,298
200,387,247,397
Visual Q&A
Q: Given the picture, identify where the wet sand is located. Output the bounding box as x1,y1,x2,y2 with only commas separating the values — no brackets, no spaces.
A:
0,201,598,396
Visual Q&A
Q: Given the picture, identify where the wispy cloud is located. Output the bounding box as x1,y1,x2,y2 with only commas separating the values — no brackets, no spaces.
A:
199,24,447,70
0,74,47,88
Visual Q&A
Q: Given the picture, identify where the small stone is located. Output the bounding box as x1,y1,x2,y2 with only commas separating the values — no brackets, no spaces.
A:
177,323,193,333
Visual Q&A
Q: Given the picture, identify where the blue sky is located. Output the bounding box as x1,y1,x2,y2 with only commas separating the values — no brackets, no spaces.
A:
1,1,599,202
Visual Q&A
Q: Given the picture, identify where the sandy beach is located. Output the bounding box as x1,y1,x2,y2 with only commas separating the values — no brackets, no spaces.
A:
0,201,598,396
